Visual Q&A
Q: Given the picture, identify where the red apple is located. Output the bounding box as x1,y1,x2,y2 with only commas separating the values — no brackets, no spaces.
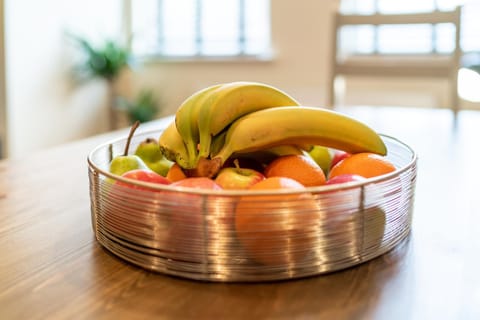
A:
116,169,171,190
215,167,266,190
106,169,171,245
326,174,366,185
171,177,222,190
167,177,226,262
330,150,350,170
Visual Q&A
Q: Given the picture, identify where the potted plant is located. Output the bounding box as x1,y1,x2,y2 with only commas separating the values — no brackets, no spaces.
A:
116,89,161,124
70,34,131,129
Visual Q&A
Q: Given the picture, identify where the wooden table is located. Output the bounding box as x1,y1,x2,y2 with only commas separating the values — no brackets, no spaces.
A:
1,106,479,319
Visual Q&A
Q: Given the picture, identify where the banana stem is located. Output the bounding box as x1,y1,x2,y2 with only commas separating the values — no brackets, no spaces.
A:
184,157,222,178
184,141,198,166
212,147,231,168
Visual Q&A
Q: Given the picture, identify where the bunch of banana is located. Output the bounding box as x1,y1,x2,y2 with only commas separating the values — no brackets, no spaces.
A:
174,84,224,165
159,81,387,178
160,81,300,169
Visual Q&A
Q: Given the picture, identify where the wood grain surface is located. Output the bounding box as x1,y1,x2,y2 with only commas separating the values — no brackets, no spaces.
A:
1,107,479,320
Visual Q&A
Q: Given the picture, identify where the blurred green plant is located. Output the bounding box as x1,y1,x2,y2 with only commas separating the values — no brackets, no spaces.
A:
116,90,160,124
68,34,162,127
69,34,131,82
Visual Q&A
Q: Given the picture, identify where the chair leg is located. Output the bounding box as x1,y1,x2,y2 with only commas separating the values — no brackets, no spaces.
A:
451,75,459,126
327,76,336,109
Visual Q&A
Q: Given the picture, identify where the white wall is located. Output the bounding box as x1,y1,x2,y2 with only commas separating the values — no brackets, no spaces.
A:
4,0,122,159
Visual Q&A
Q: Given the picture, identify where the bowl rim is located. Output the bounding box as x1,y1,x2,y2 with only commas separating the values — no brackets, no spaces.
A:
87,129,417,196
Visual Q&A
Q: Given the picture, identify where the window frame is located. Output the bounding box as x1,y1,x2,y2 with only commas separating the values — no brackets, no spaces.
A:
122,0,273,62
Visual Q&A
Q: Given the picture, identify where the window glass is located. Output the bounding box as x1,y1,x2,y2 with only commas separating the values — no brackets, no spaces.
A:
436,0,459,11
435,23,456,53
131,0,159,56
461,2,480,52
201,0,239,55
339,25,375,55
162,0,197,56
338,0,476,54
377,0,435,14
244,0,270,55
340,0,376,15
130,0,271,58
378,24,432,54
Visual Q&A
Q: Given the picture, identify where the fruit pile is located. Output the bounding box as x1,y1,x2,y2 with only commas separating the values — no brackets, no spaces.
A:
104,81,397,267
108,81,395,190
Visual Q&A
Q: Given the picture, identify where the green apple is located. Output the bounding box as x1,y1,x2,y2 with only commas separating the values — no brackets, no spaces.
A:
308,145,332,175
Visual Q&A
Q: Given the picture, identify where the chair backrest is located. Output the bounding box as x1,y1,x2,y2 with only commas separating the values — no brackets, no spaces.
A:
328,7,462,113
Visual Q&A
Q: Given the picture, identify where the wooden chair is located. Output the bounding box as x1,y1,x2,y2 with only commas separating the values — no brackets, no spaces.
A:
328,7,462,117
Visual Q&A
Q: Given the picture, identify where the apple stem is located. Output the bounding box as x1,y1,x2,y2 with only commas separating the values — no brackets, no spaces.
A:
124,121,140,156
233,158,240,169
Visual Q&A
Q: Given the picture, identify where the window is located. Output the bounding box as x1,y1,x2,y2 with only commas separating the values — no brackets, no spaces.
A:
338,0,480,54
338,0,480,102
128,0,271,59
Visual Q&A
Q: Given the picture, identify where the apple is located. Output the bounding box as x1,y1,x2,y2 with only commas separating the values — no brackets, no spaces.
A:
167,177,227,262
330,150,350,170
105,169,171,245
116,169,171,190
326,174,366,185
215,167,266,190
308,145,332,175
171,177,222,190
222,157,265,172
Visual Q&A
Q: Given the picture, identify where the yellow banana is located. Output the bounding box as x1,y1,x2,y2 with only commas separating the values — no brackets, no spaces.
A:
196,81,300,160
212,106,387,166
175,84,223,163
209,132,306,163
158,121,191,169
209,129,227,157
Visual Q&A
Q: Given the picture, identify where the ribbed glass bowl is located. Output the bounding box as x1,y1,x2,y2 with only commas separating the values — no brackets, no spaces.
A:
87,129,417,282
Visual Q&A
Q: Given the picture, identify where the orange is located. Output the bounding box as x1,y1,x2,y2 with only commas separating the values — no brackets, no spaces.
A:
166,163,187,182
235,177,320,266
247,176,305,190
329,152,396,179
264,154,326,187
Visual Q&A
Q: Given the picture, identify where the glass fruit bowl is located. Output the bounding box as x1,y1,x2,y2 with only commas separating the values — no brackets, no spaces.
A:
87,129,417,282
